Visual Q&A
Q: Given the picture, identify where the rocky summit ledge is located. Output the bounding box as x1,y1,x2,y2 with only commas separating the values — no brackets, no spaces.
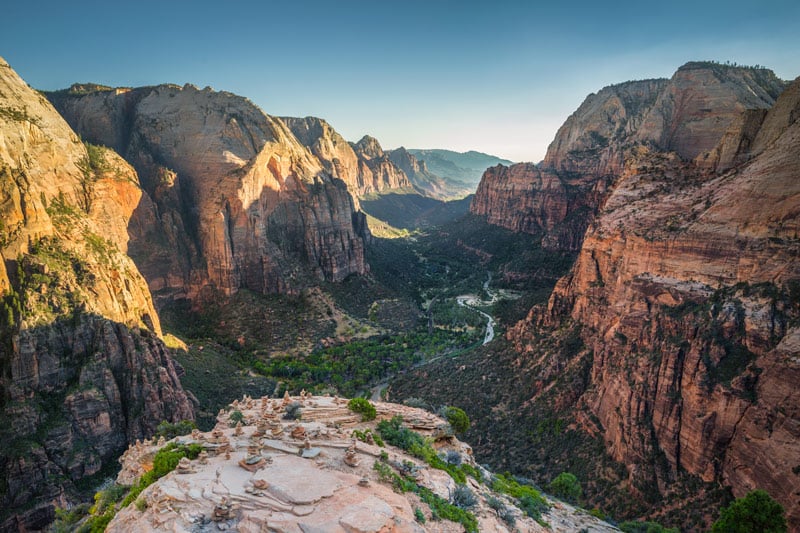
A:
108,394,618,532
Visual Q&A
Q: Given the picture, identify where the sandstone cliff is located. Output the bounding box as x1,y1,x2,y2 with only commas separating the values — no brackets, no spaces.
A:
470,163,608,251
282,118,413,197
0,57,193,530
506,71,800,527
49,85,368,304
471,63,786,254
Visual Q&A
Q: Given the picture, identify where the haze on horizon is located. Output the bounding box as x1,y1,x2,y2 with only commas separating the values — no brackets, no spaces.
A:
2,0,798,163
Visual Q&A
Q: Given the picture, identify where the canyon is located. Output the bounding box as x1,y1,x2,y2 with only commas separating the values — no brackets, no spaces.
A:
464,62,800,528
2,52,798,532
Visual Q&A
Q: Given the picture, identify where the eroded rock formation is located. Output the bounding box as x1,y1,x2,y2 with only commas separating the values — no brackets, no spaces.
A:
49,84,368,304
282,118,413,197
0,57,193,531
498,65,800,527
471,63,787,253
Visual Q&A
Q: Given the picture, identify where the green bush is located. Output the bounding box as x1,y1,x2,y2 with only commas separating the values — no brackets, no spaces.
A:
154,419,196,440
351,428,384,447
348,397,377,421
229,410,244,425
51,504,90,533
451,484,477,510
418,486,479,532
492,472,549,522
548,471,582,503
283,402,302,420
442,406,470,434
120,442,202,509
377,416,425,450
711,489,786,533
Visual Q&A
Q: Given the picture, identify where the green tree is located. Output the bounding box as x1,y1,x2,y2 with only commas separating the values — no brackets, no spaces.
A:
711,489,787,533
548,472,582,503
443,406,470,434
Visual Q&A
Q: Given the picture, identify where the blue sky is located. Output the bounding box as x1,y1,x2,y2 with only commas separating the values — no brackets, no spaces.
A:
3,0,798,162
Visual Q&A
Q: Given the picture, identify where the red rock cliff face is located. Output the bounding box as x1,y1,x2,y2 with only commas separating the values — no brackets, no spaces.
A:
50,85,368,303
471,163,610,251
471,64,786,254
0,57,193,531
510,74,800,527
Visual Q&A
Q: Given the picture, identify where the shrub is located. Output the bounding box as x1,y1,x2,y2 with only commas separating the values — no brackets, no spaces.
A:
150,442,203,479
414,507,426,524
403,397,430,410
451,484,477,510
351,428,384,447
499,508,517,527
418,486,479,532
283,402,302,420
444,450,462,466
589,508,606,520
442,406,470,434
549,471,582,503
120,442,202,508
229,410,244,426
154,419,196,440
492,472,549,521
51,504,90,533
519,494,549,521
377,416,425,450
711,489,787,533
347,397,377,421
486,495,505,512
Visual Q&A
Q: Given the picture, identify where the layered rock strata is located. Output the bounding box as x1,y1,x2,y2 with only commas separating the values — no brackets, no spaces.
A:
282,118,413,197
0,57,193,531
506,69,800,526
49,84,368,303
471,63,786,252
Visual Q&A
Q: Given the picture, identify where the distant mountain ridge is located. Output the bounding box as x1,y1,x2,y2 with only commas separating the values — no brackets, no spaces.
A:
408,148,513,187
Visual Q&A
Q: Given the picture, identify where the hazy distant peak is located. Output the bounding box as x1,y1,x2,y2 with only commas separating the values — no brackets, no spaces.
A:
406,148,513,187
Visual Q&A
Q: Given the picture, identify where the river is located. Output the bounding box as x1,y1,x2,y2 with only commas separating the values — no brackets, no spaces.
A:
456,272,496,345
370,273,497,401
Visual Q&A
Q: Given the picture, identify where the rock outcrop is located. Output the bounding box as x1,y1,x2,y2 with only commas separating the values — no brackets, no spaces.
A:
504,69,800,527
282,118,413,197
103,394,617,533
0,57,193,531
471,63,787,253
471,163,608,251
48,85,368,304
